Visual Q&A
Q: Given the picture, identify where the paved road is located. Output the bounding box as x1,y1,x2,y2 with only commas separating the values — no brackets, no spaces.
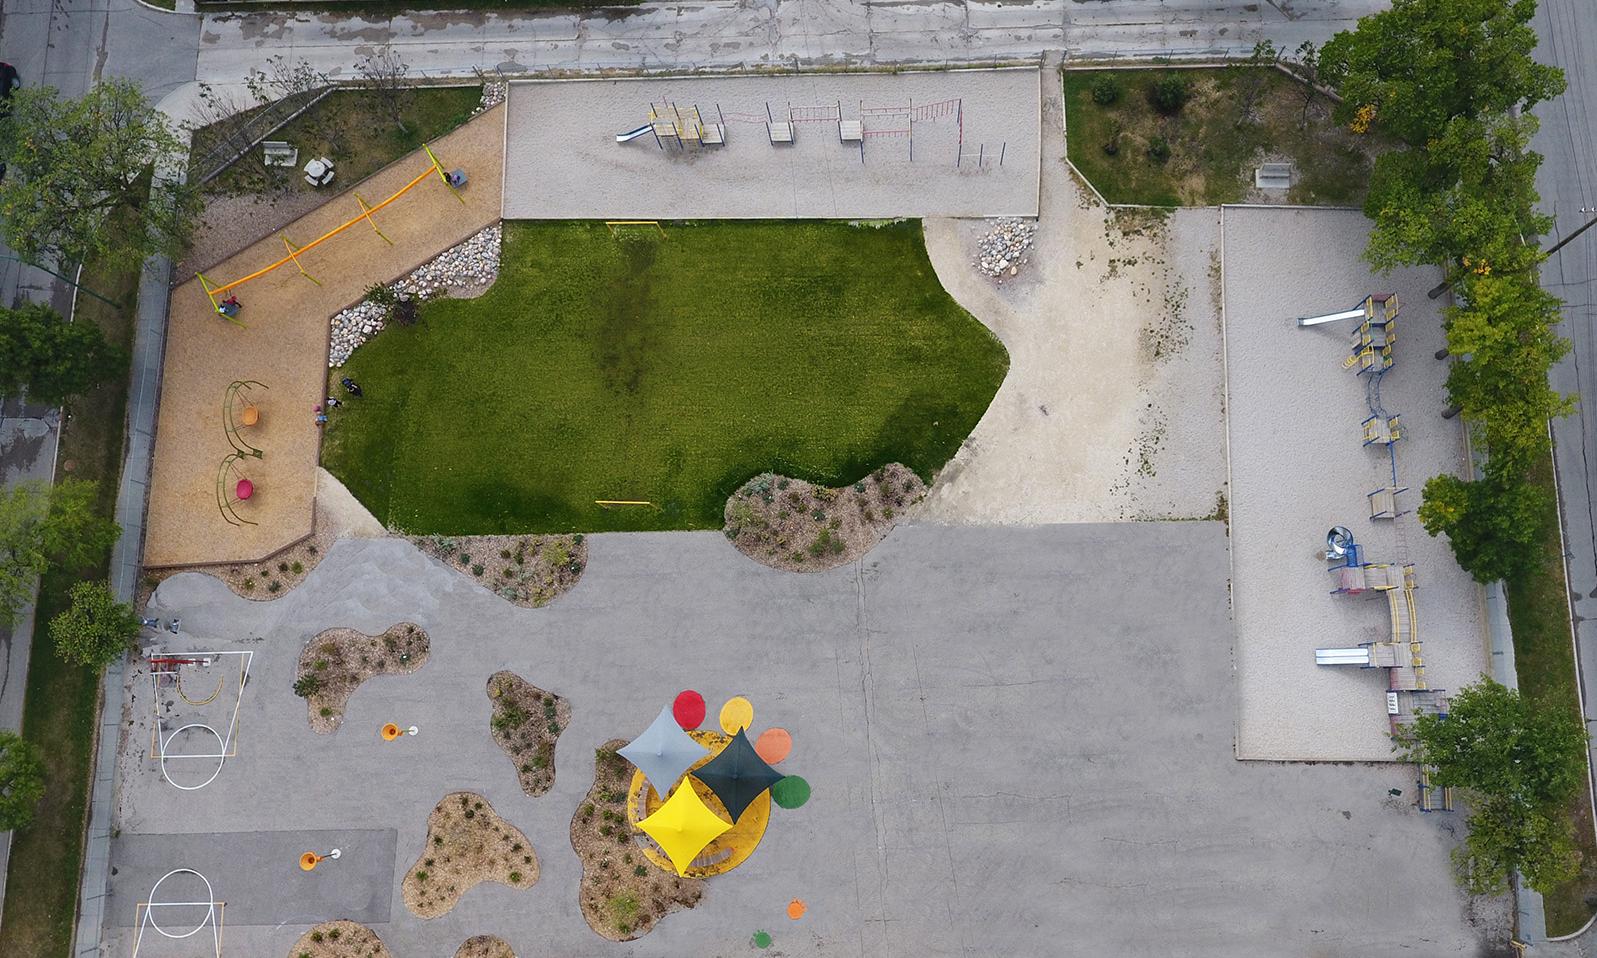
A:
1532,1,1597,945
190,0,1388,85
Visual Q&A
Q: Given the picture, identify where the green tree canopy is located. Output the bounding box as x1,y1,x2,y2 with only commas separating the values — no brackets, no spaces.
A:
1364,113,1550,273
1399,678,1589,892
1321,0,1564,147
49,580,139,670
0,301,128,406
0,78,199,275
0,479,120,624
1418,469,1549,583
0,730,45,832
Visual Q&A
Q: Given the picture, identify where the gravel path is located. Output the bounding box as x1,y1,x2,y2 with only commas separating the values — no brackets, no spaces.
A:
919,71,1226,524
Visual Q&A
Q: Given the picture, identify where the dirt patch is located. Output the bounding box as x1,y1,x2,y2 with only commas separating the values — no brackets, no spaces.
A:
486,671,570,797
452,936,515,958
572,741,702,941
295,623,429,733
723,464,925,573
286,920,393,958
403,792,538,919
411,533,586,607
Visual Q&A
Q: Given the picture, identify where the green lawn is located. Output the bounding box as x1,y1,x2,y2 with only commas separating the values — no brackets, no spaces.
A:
202,86,482,196
1063,68,1377,206
1507,451,1597,935
0,210,141,957
323,220,1007,533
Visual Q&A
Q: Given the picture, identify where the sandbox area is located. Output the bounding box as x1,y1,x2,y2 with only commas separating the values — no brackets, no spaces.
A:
502,70,1041,219
1222,206,1490,761
141,106,506,568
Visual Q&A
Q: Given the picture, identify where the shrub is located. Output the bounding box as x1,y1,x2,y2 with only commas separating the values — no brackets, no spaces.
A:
293,674,323,698
363,282,398,308
0,730,45,831
1090,74,1122,106
268,580,282,593
509,871,523,883
1102,137,1120,156
277,561,289,573
472,563,484,576
290,561,303,574
1146,73,1191,115
1146,136,1172,164
392,297,419,327
319,706,333,717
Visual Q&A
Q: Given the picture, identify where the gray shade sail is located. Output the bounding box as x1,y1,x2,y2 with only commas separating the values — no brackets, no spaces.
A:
619,705,709,796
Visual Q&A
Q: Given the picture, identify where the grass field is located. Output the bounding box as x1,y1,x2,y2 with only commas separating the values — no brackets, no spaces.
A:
0,212,140,957
1063,68,1376,206
202,86,482,196
1507,451,1597,936
322,220,1007,533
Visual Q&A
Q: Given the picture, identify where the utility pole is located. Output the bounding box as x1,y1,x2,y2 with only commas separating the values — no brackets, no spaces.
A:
1428,208,1597,300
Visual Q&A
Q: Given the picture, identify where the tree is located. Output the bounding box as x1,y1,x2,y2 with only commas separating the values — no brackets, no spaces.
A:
1363,113,1550,273
0,730,45,832
0,301,128,405
1291,42,1322,127
1229,40,1278,125
1145,74,1191,117
1320,0,1564,147
0,479,120,624
1417,468,1549,583
355,45,413,135
49,580,139,670
1398,678,1588,892
0,78,201,275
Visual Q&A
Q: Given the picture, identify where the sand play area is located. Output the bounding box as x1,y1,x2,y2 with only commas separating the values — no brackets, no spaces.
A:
1223,206,1490,762
142,107,506,567
502,69,1042,219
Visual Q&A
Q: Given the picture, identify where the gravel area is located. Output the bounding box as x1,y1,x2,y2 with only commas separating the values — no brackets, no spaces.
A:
722,464,925,572
486,671,570,797
571,741,702,942
295,623,430,733
504,70,1041,219
1223,205,1489,761
410,533,586,608
403,792,538,919
453,936,515,958
920,75,1226,524
286,920,393,958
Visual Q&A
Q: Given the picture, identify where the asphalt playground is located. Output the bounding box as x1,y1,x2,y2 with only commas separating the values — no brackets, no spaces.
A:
107,522,1505,957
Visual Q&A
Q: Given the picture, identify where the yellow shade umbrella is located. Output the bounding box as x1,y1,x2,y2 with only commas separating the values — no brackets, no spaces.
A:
637,781,732,876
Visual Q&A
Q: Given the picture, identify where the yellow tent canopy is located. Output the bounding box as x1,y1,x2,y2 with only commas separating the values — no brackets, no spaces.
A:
637,781,731,876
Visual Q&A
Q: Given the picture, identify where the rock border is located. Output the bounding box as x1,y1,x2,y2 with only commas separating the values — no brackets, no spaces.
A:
404,791,538,920
723,464,927,572
295,623,430,733
486,671,570,797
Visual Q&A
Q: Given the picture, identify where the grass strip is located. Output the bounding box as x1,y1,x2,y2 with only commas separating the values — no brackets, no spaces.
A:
1506,450,1597,935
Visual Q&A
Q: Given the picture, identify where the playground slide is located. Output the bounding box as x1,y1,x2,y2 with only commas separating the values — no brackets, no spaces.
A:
615,125,653,143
